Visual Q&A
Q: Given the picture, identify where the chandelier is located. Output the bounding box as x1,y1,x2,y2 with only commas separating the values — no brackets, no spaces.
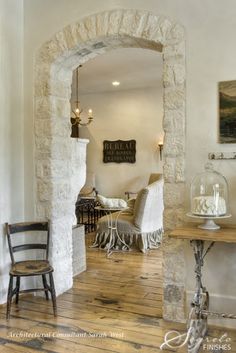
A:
71,65,93,137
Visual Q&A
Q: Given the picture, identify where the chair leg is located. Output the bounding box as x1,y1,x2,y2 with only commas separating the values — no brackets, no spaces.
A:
49,272,57,317
6,275,13,320
42,274,49,300
15,277,20,304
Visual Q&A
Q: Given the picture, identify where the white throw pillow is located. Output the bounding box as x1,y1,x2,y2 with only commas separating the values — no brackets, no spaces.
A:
97,194,127,208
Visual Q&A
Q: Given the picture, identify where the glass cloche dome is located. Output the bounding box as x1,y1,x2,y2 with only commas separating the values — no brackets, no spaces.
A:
188,163,231,229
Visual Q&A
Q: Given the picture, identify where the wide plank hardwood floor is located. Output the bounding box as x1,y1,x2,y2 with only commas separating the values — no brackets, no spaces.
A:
0,233,235,353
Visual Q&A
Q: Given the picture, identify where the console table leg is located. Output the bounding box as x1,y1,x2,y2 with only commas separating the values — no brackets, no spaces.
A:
187,240,213,353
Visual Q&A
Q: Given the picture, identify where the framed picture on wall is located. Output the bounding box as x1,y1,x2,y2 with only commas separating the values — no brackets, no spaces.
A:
219,80,236,143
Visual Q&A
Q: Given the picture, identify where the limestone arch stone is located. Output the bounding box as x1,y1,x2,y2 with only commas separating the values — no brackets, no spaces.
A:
34,9,186,322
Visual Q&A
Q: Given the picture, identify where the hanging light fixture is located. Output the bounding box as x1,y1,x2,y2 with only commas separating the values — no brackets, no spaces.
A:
71,65,94,137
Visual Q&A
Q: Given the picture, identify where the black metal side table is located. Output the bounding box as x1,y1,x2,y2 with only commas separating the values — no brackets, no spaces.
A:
75,196,101,233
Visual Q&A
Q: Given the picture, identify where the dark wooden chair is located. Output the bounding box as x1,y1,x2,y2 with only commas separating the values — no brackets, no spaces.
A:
5,221,57,319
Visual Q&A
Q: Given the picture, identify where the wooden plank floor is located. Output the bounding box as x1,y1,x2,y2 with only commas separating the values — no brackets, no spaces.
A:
0,233,235,353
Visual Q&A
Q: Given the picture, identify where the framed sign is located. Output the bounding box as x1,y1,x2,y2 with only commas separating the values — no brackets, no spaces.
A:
103,140,136,163
219,80,236,143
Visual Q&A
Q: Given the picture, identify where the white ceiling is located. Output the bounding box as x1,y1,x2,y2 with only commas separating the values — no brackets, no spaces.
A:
76,48,163,95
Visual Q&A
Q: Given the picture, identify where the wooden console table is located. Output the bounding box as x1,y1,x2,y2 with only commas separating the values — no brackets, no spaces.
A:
169,224,236,353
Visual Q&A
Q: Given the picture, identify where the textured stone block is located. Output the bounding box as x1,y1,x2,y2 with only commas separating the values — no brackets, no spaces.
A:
107,10,123,36
163,246,186,285
51,119,71,138
34,64,51,97
36,202,50,219
163,158,175,183
56,182,72,200
51,138,72,160
163,208,185,231
163,156,185,183
163,63,185,87
36,200,74,220
164,86,185,110
164,284,184,303
167,23,185,42
51,258,73,295
163,64,175,88
62,24,79,50
164,183,185,208
163,109,185,134
83,15,97,40
35,119,70,138
34,96,51,120
71,21,89,44
72,225,86,276
162,303,186,323
164,132,185,157
50,200,74,219
50,79,71,99
35,96,70,120
35,136,52,154
35,120,50,137
94,11,110,37
175,157,185,182
53,98,71,118
119,9,144,37
163,41,185,59
173,63,185,86
37,181,53,201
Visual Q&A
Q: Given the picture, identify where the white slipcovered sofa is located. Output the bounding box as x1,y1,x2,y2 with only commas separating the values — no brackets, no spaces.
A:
93,179,164,253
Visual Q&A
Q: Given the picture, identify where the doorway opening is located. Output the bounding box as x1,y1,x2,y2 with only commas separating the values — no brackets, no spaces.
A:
34,9,186,322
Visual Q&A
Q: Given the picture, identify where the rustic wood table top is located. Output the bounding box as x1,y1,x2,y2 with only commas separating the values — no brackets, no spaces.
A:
169,223,236,243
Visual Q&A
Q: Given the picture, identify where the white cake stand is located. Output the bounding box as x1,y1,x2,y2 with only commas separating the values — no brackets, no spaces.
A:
186,212,231,230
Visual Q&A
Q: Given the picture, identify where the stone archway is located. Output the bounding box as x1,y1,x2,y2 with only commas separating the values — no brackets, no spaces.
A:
34,9,186,322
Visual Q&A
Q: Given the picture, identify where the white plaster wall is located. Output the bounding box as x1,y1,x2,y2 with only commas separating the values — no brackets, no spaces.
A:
23,0,236,327
0,0,24,303
78,86,163,197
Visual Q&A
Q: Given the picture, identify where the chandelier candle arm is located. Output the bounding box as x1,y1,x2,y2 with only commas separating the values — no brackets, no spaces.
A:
71,65,94,127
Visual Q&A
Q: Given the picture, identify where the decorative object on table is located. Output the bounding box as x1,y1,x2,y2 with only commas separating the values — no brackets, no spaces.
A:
219,80,236,143
187,163,231,230
97,194,127,208
208,151,236,160
70,65,94,138
94,179,164,253
103,140,136,163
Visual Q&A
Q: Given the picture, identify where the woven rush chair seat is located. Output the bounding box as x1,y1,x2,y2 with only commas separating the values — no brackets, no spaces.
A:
10,260,53,276
5,221,57,320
